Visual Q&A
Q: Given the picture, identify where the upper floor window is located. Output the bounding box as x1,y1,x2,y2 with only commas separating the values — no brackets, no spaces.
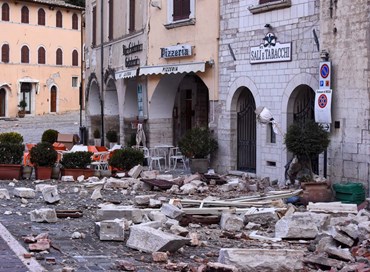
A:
72,13,78,30
166,0,195,27
72,50,78,66
56,10,63,28
249,0,291,14
21,46,29,63
38,47,46,64
21,6,29,24
1,44,9,63
56,48,63,65
92,6,96,46
38,8,45,25
173,0,190,21
2,3,9,21
129,0,135,32
259,0,280,3
108,0,114,39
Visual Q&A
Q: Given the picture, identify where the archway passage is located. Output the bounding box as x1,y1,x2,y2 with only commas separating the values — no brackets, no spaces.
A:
237,87,256,172
50,86,57,112
0,88,5,117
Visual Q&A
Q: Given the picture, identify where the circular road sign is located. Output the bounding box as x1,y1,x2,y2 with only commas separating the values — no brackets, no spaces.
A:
318,94,328,108
320,64,330,79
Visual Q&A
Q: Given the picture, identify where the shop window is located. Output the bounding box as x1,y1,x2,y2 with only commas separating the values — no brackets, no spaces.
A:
72,13,78,30
1,44,9,63
21,46,29,63
56,10,63,28
21,6,29,24
38,47,45,64
72,50,78,66
2,3,9,21
38,8,45,25
56,48,63,65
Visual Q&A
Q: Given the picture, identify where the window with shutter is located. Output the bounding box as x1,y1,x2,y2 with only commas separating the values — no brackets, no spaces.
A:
2,3,9,21
38,8,45,25
21,6,29,24
92,6,96,46
173,0,190,21
129,0,135,32
72,14,78,30
56,10,63,28
21,46,29,63
38,47,45,64
259,0,280,4
72,50,78,66
109,0,113,39
1,44,9,63
56,49,63,65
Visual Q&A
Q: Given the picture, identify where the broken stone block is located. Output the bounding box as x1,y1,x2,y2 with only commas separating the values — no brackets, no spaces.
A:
29,239,50,251
164,218,179,228
126,225,190,253
30,208,57,223
91,187,103,200
160,203,184,220
340,223,359,240
41,185,60,204
95,219,126,241
134,194,156,206
183,174,201,184
325,246,355,262
128,165,143,179
0,189,10,199
206,262,239,272
218,248,304,271
303,255,345,269
13,188,35,199
244,211,279,227
315,236,336,253
61,176,74,182
220,212,244,232
96,205,143,223
331,227,354,247
149,199,162,208
104,178,131,189
148,211,167,222
180,183,197,194
170,225,189,236
152,252,168,262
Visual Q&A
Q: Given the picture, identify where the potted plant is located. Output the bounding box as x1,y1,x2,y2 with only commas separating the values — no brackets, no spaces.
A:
108,147,144,174
41,129,59,144
106,129,118,148
93,128,101,146
30,142,58,180
284,120,331,203
178,127,218,173
17,100,27,118
0,132,24,180
60,151,94,180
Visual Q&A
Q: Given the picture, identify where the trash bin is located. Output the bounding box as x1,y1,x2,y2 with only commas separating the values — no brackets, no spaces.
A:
79,126,87,145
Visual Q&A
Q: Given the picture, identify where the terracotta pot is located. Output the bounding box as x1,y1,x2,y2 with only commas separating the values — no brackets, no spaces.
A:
300,181,333,205
0,164,22,180
35,166,53,180
61,168,95,180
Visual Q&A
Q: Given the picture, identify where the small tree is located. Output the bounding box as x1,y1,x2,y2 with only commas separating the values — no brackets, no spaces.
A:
41,129,59,144
284,120,330,182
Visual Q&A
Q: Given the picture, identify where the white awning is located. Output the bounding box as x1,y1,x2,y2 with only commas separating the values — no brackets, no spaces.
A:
115,68,138,79
138,61,206,76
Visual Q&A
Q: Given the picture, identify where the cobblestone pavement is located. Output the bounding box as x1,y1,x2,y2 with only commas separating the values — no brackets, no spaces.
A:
0,110,84,144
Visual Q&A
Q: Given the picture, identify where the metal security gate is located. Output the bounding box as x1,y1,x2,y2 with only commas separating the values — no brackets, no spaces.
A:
237,89,256,172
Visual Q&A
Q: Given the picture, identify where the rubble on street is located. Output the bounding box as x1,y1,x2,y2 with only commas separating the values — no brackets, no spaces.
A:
0,167,370,272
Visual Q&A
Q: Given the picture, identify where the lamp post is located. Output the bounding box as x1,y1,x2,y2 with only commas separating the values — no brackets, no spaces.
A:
100,0,105,146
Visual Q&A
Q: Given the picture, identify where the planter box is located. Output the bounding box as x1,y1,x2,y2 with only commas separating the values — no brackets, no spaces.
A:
189,158,209,174
0,164,22,180
35,166,53,180
61,168,95,180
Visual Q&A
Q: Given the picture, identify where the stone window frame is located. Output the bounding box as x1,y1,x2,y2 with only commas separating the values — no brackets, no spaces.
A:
164,0,195,29
248,0,291,14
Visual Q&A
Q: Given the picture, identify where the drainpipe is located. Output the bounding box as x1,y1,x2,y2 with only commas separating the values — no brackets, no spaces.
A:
100,0,105,146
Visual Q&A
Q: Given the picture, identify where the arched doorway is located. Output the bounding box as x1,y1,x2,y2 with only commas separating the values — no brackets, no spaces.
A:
173,74,209,145
104,78,119,143
0,88,5,117
237,87,256,172
50,86,57,112
288,84,317,173
20,83,31,114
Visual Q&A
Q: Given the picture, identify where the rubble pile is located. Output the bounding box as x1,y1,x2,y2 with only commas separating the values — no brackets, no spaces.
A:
0,168,369,271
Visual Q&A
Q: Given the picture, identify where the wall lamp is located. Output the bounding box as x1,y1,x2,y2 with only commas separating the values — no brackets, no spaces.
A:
264,24,272,28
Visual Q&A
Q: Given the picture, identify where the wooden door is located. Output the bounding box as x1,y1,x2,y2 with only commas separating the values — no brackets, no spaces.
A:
50,86,57,112
0,88,5,116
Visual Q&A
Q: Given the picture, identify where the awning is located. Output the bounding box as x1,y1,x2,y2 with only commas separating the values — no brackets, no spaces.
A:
138,61,206,76
115,68,138,79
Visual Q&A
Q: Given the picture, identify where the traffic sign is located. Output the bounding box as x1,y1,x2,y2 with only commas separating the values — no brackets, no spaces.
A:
319,61,331,89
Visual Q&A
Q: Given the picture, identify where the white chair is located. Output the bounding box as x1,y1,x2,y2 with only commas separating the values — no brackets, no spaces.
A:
148,147,166,171
90,151,110,171
169,147,187,170
139,146,151,167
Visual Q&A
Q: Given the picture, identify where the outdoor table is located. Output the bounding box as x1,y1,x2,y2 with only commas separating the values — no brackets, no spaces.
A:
154,144,174,169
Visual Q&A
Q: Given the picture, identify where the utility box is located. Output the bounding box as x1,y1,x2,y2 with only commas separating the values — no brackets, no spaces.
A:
57,134,79,150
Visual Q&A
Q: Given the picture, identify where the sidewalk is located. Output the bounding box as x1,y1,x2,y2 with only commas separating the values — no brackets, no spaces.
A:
0,222,45,272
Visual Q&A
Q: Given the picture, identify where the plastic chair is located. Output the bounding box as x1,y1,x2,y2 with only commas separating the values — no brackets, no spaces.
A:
90,151,110,171
148,147,166,171
169,147,187,170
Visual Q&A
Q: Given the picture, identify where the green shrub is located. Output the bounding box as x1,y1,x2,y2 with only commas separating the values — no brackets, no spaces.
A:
60,151,93,169
178,127,218,159
0,143,24,164
41,129,59,144
93,128,101,138
0,132,24,144
30,142,58,167
108,147,144,171
106,130,118,142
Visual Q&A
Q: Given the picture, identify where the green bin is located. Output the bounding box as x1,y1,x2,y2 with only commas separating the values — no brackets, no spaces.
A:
333,183,365,204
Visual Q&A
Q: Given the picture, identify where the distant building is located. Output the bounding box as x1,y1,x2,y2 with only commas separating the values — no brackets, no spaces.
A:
0,0,83,117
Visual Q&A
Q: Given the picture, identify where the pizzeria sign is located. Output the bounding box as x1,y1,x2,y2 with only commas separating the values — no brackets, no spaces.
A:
250,33,292,64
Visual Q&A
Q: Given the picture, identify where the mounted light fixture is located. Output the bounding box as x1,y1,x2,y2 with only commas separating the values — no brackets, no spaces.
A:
264,23,271,28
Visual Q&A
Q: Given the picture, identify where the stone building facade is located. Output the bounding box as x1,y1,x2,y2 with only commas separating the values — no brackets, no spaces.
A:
0,0,83,117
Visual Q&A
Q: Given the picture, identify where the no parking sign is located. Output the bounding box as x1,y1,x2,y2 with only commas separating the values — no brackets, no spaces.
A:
319,61,331,89
315,89,332,124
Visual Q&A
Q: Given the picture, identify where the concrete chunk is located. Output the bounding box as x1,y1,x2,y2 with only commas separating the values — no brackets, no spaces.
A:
160,203,184,220
41,185,60,204
0,189,10,199
13,188,35,199
95,219,126,241
30,208,57,223
96,205,143,223
128,165,143,179
134,194,156,206
218,248,304,271
126,225,190,253
220,212,244,232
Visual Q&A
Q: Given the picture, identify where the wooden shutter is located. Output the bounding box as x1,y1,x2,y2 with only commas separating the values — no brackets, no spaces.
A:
21,6,29,23
1,44,9,63
109,0,113,39
38,47,45,64
72,50,78,66
38,9,45,25
21,46,29,63
2,3,9,21
56,11,63,28
92,6,96,46
56,49,63,65
129,0,135,32
72,14,78,30
173,0,190,21
259,0,280,4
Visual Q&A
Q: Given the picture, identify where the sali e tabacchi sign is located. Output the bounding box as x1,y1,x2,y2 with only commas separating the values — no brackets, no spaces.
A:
250,33,292,64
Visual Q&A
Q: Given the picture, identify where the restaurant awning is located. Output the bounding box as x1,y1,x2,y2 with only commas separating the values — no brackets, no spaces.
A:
115,68,138,79
138,61,206,76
